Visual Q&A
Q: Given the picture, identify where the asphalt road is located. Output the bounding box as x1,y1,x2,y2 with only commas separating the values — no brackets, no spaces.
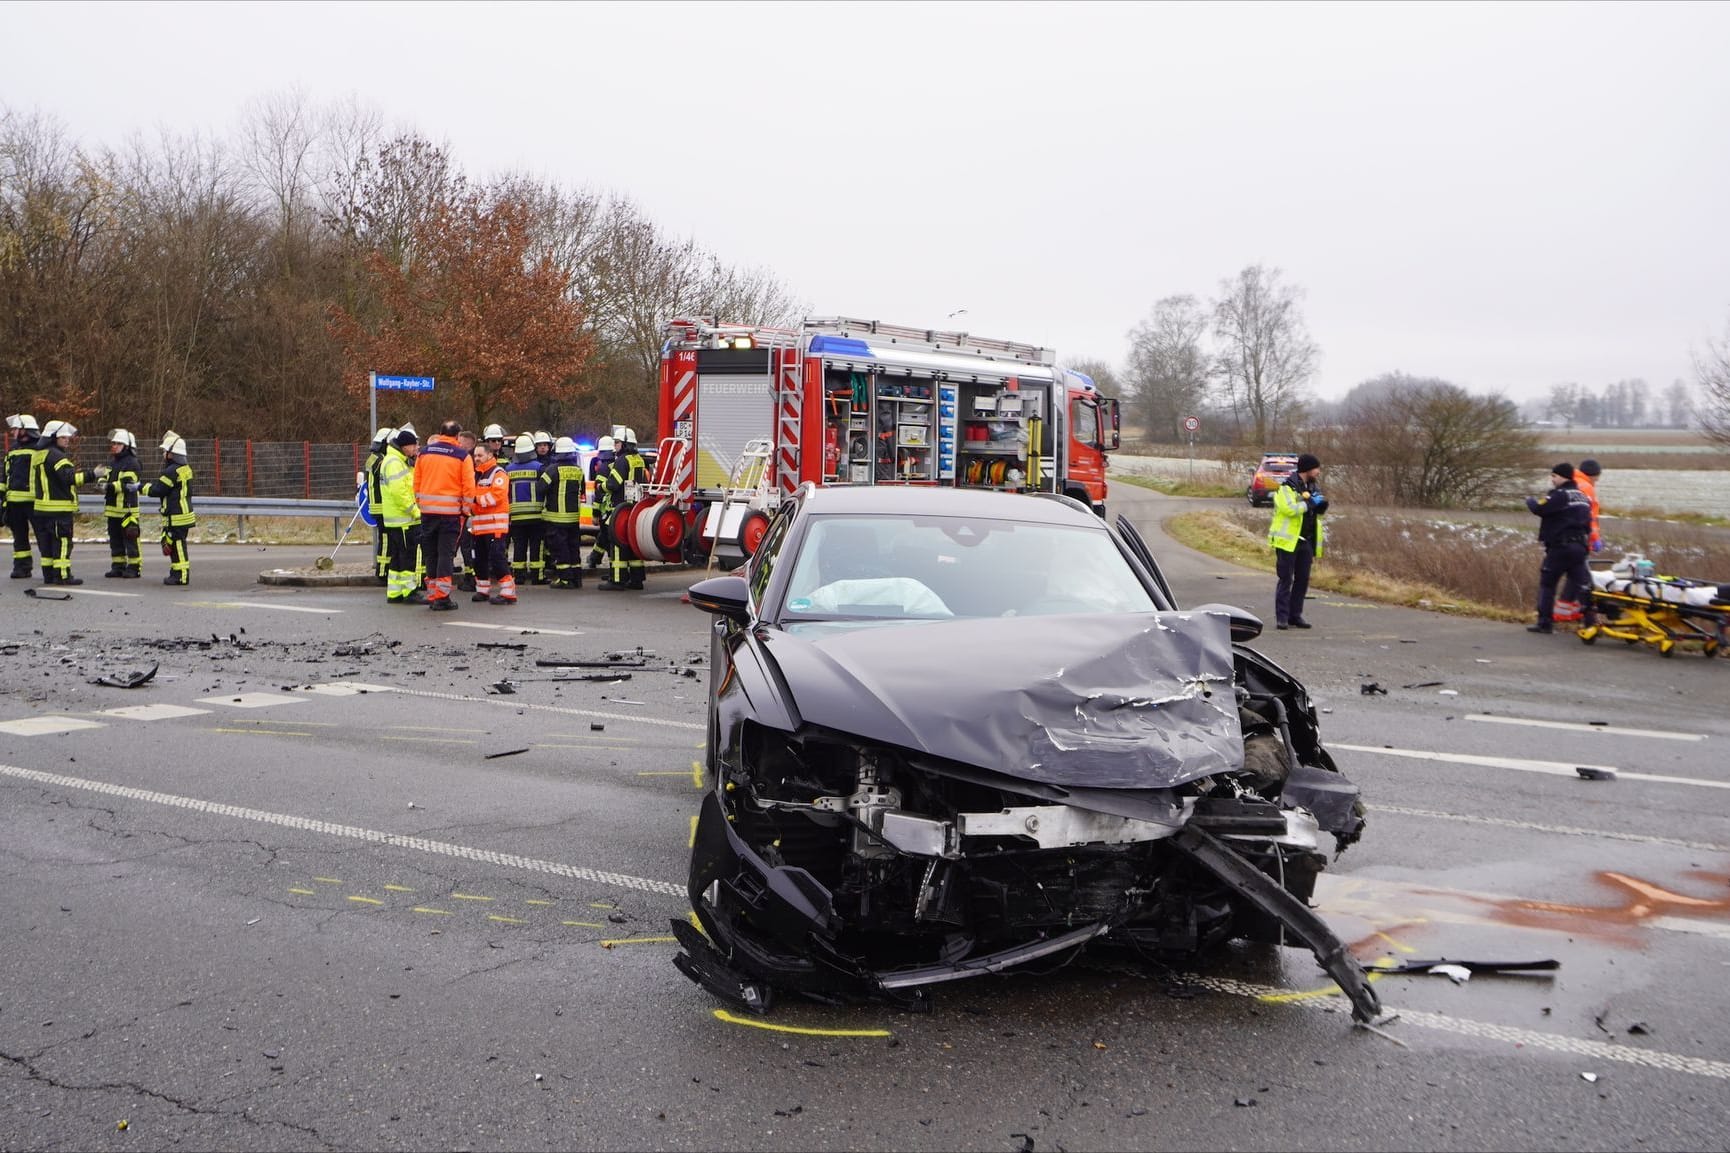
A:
2,494,1728,1153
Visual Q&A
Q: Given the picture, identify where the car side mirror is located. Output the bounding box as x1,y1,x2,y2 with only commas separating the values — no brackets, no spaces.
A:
687,575,752,621
1190,602,1263,642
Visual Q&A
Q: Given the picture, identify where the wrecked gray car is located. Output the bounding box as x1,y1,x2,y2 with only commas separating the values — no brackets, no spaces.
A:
671,485,1379,1022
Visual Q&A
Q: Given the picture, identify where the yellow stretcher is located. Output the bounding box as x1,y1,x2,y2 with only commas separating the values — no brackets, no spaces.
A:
1578,569,1730,658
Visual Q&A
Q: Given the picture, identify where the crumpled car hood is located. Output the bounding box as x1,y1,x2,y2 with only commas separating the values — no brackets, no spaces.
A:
763,612,1243,789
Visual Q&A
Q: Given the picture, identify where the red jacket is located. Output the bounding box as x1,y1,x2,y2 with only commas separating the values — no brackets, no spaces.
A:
413,435,477,517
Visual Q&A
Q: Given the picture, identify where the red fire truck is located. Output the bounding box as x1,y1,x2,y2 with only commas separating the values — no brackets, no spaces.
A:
640,316,1120,566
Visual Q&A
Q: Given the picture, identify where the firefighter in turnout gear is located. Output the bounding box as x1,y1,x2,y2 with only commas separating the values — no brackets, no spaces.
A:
537,436,585,588
381,428,423,604
5,414,41,578
600,430,649,590
32,421,104,585
413,420,476,610
505,433,547,585
103,430,143,578
365,426,394,582
586,434,616,570
468,442,515,604
141,432,196,585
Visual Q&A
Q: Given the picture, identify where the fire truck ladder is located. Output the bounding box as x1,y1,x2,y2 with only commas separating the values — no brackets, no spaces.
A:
802,316,1057,366
774,333,805,497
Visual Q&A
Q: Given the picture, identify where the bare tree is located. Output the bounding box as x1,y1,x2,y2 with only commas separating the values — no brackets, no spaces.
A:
1210,265,1317,445
1335,373,1540,507
1126,294,1210,442
1662,378,1693,428
1696,317,1730,449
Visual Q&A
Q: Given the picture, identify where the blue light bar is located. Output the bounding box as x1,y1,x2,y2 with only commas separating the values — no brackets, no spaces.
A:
808,335,873,357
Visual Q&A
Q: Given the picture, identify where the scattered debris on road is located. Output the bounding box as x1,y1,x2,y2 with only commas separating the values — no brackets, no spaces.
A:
1360,682,1388,696
1576,766,1618,781
89,662,159,689
23,588,71,601
484,747,530,760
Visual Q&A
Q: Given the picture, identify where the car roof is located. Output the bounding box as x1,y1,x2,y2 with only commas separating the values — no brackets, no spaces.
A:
794,484,1101,529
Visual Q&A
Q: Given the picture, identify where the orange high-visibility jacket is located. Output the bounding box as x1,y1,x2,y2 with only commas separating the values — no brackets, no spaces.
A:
469,462,509,537
413,435,477,517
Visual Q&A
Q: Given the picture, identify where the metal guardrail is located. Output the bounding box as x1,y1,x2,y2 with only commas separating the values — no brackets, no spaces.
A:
77,494,359,543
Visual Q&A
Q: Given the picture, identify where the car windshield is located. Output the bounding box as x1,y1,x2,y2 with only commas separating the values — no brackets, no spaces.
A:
777,513,1158,627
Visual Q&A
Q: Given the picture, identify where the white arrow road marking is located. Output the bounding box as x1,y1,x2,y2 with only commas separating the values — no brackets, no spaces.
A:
1466,714,1706,742
1335,744,1730,790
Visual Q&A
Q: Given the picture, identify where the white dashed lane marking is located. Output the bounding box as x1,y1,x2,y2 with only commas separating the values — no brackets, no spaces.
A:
0,763,684,897
195,692,309,710
1336,744,1730,791
1465,714,1706,742
188,601,343,614
5,760,1730,1083
98,704,214,721
0,716,107,737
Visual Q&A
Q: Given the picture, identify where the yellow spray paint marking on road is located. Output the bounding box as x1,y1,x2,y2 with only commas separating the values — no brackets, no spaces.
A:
412,907,452,916
287,887,315,895
383,884,415,893
711,1009,891,1038
312,877,342,885
346,895,384,906
1374,932,1418,955
380,735,477,745
599,936,678,948
562,921,605,929
689,814,699,847
524,899,554,907
1258,968,1387,1005
589,902,615,909
450,893,494,902
638,771,690,777
692,760,705,789
487,915,526,925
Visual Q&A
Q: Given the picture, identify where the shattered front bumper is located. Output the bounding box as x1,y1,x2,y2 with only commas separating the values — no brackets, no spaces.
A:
672,791,1383,1022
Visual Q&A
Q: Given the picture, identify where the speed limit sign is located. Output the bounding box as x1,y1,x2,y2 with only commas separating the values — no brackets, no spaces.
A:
1182,415,1200,432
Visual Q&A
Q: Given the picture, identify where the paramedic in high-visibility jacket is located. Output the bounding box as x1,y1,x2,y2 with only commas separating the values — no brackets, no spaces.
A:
380,428,423,604
413,420,477,611
600,430,649,590
468,442,514,604
140,431,196,586
1267,452,1326,631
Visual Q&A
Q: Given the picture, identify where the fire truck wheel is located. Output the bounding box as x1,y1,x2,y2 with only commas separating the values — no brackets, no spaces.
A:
738,510,771,558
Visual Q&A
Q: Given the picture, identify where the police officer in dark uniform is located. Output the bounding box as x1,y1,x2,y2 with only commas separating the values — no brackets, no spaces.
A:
1525,462,1597,634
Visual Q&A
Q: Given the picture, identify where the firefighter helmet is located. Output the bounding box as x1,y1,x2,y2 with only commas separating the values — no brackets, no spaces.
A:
42,420,77,440
598,435,615,452
532,430,553,447
371,426,393,447
19,414,38,432
553,436,577,455
620,428,637,446
514,433,534,456
161,431,188,459
482,423,506,441
108,428,137,450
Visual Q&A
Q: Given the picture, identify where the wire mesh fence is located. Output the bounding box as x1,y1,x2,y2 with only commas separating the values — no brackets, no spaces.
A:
67,440,370,500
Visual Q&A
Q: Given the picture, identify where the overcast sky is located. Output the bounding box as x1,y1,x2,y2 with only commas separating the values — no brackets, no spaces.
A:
7,0,1729,401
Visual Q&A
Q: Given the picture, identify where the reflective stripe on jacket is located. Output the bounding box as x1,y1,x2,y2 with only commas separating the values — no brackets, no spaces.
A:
143,462,196,527
1268,478,1323,556
104,450,141,520
506,457,544,521
378,446,419,527
539,456,586,524
413,436,475,517
34,447,89,514
469,464,509,536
